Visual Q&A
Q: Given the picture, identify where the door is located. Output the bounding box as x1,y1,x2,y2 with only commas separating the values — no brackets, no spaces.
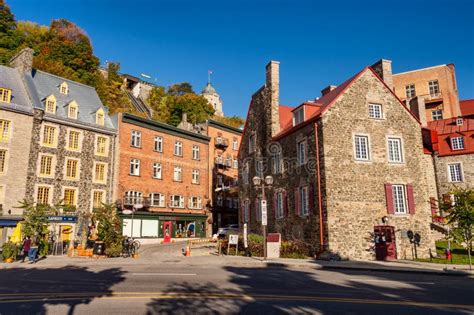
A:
163,221,172,243
374,226,397,261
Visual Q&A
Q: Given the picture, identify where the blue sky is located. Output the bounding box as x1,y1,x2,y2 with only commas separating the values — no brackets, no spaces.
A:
8,0,474,117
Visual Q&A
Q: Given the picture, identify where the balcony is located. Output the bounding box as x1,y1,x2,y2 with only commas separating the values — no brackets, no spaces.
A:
122,196,151,208
215,157,225,167
215,137,229,148
422,92,443,103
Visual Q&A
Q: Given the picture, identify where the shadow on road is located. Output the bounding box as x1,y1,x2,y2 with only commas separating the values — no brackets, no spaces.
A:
0,266,126,315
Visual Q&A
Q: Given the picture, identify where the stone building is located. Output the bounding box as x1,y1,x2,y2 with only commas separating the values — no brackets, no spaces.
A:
115,113,211,239
392,64,461,122
239,60,437,260
202,82,224,117
0,64,35,242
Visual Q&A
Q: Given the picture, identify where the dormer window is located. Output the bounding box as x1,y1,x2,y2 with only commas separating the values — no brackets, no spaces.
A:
451,137,464,150
96,108,105,126
293,107,304,125
45,95,57,114
0,88,12,103
456,118,463,126
68,101,78,119
60,82,69,95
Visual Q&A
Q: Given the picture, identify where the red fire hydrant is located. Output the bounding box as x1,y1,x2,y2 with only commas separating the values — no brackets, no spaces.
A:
445,248,452,261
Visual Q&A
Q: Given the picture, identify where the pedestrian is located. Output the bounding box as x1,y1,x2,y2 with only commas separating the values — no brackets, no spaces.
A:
28,238,39,264
21,236,31,262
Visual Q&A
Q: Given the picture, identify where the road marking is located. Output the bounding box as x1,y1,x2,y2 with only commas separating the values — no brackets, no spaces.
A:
130,273,197,276
349,278,435,285
0,292,472,310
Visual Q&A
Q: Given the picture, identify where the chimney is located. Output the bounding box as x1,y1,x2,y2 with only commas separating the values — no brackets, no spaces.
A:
265,60,280,137
9,47,34,73
321,85,337,96
409,96,427,127
371,59,393,90
182,112,188,123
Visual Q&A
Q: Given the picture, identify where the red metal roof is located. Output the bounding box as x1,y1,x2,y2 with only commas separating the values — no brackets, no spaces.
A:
460,99,474,116
278,105,294,131
427,117,474,156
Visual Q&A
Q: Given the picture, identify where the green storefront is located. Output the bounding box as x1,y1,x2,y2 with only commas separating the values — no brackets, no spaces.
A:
120,212,207,239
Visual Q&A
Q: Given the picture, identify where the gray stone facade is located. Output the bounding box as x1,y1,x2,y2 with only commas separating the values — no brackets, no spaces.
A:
434,154,474,197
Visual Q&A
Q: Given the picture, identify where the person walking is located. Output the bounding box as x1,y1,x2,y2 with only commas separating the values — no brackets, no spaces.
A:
21,236,31,262
28,238,39,264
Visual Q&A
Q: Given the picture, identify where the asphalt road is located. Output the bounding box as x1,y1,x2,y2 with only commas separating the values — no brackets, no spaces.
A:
0,257,473,315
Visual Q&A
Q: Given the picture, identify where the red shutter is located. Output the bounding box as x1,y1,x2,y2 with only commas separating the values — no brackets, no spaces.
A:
384,184,394,214
273,192,277,219
429,197,437,216
407,184,415,215
295,188,300,216
283,190,288,217
308,184,314,214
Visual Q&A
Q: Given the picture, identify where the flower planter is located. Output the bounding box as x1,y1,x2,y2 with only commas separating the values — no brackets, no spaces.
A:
4,258,14,263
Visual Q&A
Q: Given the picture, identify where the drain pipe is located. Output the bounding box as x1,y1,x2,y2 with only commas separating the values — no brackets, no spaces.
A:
314,122,324,253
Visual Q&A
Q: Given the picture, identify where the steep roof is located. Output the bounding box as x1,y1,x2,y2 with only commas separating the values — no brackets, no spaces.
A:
460,99,474,117
427,117,474,156
0,65,33,114
202,82,217,95
24,69,115,129
428,117,474,135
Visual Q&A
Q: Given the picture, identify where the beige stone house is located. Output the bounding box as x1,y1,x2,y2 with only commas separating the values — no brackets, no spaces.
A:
239,60,437,260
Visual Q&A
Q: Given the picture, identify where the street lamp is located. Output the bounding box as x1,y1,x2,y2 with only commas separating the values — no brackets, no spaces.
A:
253,175,273,260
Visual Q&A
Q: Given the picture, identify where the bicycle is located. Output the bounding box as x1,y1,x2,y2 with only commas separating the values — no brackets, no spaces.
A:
122,237,140,257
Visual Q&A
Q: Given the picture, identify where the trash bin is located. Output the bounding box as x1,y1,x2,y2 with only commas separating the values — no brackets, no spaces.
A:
267,233,281,258
93,241,105,255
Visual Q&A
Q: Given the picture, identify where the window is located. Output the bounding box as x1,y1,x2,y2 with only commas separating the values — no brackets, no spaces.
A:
42,125,56,147
92,191,104,209
154,136,163,152
170,195,184,208
429,80,440,97
368,104,382,119
45,95,56,114
152,163,162,179
189,196,202,209
0,120,10,142
354,135,369,161
405,84,416,99
65,159,79,180
96,109,105,126
124,191,143,205
173,166,182,181
249,134,256,153
94,162,107,183
233,198,239,209
392,185,407,214
39,155,53,176
0,150,6,174
60,82,68,95
130,159,140,176
243,200,250,222
451,137,464,150
448,163,463,182
456,118,464,126
63,188,76,206
431,110,443,121
192,169,200,184
388,137,403,163
233,159,238,169
256,159,263,177
37,186,50,205
300,187,309,216
67,130,81,151
217,175,223,186
293,107,304,125
131,130,141,147
233,139,238,150
192,145,200,160
243,162,249,185
68,101,78,119
96,136,108,156
174,141,183,156
226,157,232,167
297,140,306,165
273,152,283,174
0,88,12,103
217,195,223,207
150,193,165,207
275,192,284,219
227,197,233,208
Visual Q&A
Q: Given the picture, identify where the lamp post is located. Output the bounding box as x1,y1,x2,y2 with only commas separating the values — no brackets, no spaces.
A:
253,175,273,260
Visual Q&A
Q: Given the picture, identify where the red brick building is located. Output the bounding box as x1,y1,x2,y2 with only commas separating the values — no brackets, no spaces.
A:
115,113,211,239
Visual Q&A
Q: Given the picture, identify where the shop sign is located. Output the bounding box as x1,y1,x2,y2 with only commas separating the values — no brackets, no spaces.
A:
48,216,78,223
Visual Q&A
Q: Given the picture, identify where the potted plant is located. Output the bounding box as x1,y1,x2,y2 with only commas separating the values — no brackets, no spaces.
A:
2,242,18,263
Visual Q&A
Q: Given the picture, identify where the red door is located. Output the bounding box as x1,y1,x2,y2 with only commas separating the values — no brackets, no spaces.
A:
374,226,397,261
163,221,172,243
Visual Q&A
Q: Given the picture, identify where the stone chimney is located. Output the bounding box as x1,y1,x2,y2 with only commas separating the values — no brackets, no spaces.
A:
321,85,337,96
10,47,34,73
371,59,393,90
177,112,194,132
409,96,427,127
265,60,280,137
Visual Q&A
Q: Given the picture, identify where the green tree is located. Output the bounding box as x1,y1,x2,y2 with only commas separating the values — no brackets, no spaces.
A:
168,93,215,126
167,82,194,96
213,115,245,129
92,203,123,257
0,0,23,64
442,188,474,270
147,86,171,123
95,61,132,113
18,200,51,256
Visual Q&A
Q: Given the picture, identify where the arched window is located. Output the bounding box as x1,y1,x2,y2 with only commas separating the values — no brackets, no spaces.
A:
60,82,69,95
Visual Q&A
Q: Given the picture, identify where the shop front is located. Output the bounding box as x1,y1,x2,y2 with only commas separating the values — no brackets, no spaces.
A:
0,216,23,245
120,212,208,239
47,215,79,255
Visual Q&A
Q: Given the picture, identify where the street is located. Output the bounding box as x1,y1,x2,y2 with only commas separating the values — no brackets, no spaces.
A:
0,245,473,315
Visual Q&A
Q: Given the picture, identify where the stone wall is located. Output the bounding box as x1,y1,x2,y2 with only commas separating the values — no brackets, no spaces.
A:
434,153,474,196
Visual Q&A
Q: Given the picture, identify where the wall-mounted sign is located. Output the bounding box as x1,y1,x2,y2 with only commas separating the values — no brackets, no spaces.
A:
48,216,78,223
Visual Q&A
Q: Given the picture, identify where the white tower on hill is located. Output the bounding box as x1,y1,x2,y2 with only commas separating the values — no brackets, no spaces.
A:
201,75,224,117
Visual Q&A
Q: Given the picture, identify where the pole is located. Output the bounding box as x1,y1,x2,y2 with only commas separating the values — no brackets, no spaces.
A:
131,206,135,238
262,183,267,261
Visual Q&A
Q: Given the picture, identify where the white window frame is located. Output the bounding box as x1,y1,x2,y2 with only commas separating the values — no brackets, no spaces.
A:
233,159,238,169
174,141,183,156
64,157,80,181
276,191,284,219
448,163,463,182
233,139,238,150
125,191,143,205
191,169,200,184
368,103,383,119
62,186,78,207
173,166,182,182
387,136,404,163
297,139,306,165
293,107,305,125
95,135,109,157
300,186,309,216
392,185,408,214
189,196,202,209
129,159,140,176
273,152,283,174
131,130,141,148
429,80,440,97
37,153,55,178
170,195,185,208
354,134,370,161
152,163,162,179
154,136,163,152
150,193,165,207
192,145,200,160
431,110,443,121
405,84,416,99
451,137,465,151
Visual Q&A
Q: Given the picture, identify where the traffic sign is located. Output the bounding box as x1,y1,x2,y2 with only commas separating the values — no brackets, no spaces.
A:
261,199,267,226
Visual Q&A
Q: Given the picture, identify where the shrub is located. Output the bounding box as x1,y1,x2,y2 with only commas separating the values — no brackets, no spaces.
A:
92,203,124,257
280,240,311,259
2,242,18,260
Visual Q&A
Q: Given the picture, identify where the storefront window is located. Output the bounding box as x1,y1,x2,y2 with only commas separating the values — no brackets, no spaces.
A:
175,220,196,238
